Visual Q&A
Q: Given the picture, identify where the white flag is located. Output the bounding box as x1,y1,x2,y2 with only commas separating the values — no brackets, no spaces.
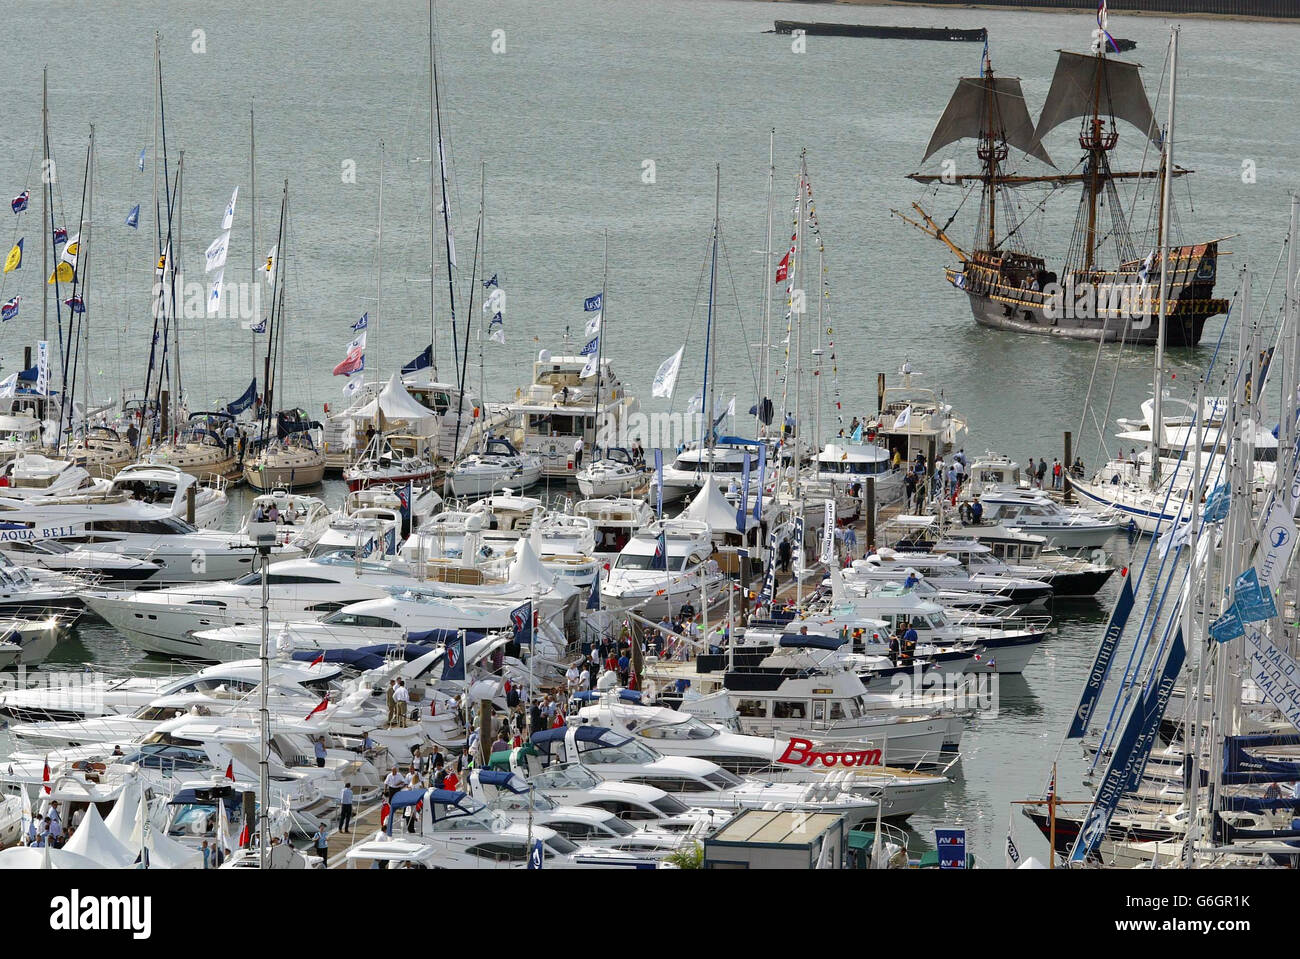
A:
221,186,239,231
35,340,48,395
346,330,368,353
207,269,224,315
581,336,600,379
686,391,703,415
343,378,362,397
0,372,17,399
652,346,684,399
894,405,913,431
725,395,736,418
483,288,505,314
585,311,601,337
205,231,231,273
1156,519,1193,559
1258,500,1297,591
489,326,505,345
819,499,836,567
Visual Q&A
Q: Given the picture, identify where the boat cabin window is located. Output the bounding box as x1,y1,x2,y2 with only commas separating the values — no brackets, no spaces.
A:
87,518,194,535
773,700,807,720
320,612,401,629
467,841,533,863
734,698,769,718
233,572,336,586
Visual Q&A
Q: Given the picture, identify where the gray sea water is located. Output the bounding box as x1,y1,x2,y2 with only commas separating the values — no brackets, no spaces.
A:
2,0,1298,866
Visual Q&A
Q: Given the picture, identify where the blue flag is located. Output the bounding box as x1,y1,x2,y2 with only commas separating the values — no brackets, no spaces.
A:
1234,567,1277,623
1071,631,1185,862
483,273,498,289
1210,604,1246,644
225,379,257,416
1068,576,1134,738
1203,483,1230,524
650,528,668,571
137,148,146,172
511,601,534,646
0,296,19,322
584,293,602,312
351,312,369,332
935,829,967,869
579,336,599,357
441,632,466,681
738,453,751,534
752,444,766,522
527,838,544,869
402,344,433,374
251,317,267,334
850,423,863,444
587,574,600,611
126,204,140,229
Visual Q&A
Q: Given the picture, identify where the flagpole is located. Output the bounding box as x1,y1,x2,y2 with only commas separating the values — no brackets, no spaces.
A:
427,0,438,378
377,138,384,384
758,128,774,441
593,230,608,459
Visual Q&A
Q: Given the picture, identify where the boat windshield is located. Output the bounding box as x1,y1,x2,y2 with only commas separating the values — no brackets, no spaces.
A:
634,717,718,741
615,552,687,572
577,737,660,765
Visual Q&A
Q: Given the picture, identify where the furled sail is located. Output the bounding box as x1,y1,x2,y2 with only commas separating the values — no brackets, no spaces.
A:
1030,50,1161,154
922,75,1054,168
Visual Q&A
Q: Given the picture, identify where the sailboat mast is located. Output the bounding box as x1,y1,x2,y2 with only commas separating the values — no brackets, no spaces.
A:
173,151,184,430
701,164,720,471
377,139,384,383
982,56,997,252
40,68,48,344
427,0,438,377
759,129,774,439
249,104,257,384
477,161,485,408
814,247,823,449
1151,27,1177,489
81,126,94,431
430,0,459,383
794,153,806,480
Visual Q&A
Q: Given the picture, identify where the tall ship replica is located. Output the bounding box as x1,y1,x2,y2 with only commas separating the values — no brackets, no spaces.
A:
896,11,1227,346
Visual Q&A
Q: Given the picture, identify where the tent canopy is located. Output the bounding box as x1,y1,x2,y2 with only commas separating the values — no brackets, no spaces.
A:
681,479,751,533
349,373,436,422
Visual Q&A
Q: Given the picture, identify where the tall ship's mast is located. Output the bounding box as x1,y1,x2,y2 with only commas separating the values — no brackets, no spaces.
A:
896,10,1226,347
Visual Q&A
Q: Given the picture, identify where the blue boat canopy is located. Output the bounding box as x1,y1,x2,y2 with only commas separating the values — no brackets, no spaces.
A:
778,633,846,651
474,769,530,794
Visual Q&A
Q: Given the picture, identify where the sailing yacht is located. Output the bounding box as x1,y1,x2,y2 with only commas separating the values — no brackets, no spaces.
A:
243,186,328,491
576,446,643,498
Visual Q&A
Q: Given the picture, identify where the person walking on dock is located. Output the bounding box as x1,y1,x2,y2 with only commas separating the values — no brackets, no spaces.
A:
338,782,354,833
1052,459,1062,490
312,824,329,863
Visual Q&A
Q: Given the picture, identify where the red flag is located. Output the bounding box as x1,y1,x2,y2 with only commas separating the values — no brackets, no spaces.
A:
239,821,251,848
379,802,391,830
42,756,51,795
775,250,791,284
332,347,364,377
308,652,325,669
305,696,329,721
552,712,565,729
225,761,235,781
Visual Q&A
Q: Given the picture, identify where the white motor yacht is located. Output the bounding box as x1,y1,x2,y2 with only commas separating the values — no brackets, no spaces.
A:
449,438,542,498
600,518,728,619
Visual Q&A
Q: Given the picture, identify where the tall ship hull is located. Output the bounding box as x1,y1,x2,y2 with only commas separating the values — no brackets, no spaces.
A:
951,244,1225,346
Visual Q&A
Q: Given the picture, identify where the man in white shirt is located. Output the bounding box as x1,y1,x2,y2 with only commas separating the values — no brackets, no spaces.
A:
393,679,410,728
384,766,405,801
338,782,354,833
565,663,580,693
578,666,590,691
573,436,585,469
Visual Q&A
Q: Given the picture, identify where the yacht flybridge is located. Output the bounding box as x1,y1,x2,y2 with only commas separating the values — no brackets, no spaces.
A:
508,352,640,481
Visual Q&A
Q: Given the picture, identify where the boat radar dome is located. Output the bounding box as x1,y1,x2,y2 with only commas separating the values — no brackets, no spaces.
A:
538,349,552,363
